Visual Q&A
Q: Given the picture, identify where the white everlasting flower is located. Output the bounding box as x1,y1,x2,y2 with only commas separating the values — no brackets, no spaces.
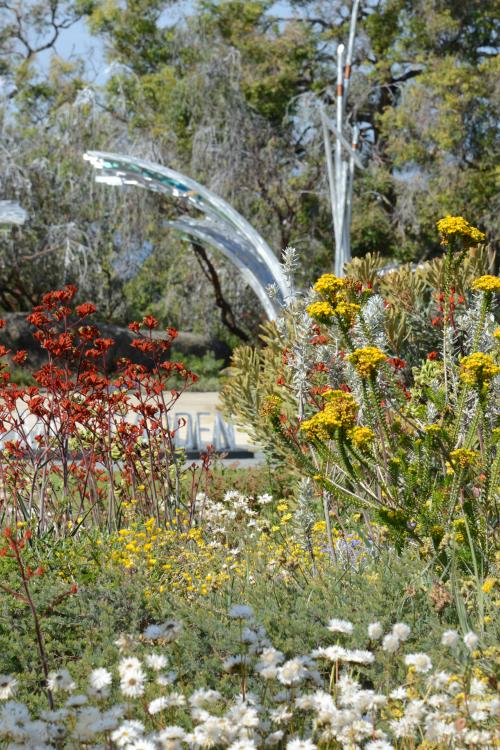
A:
228,604,254,620
89,668,113,690
240,627,259,645
433,671,451,688
368,622,384,640
114,633,136,652
162,692,186,708
118,657,142,677
392,623,411,641
223,655,246,673
311,645,347,661
111,720,145,747
365,741,394,750
441,629,459,647
0,675,18,700
463,631,479,650
146,654,168,671
157,725,186,750
256,648,284,667
344,649,375,664
269,706,293,724
228,739,258,750
326,618,353,635
404,653,432,673
143,620,183,642
149,696,171,714
277,658,309,686
382,634,400,653
226,701,260,729
156,670,178,687
189,689,222,708
287,738,317,750
470,677,487,695
258,493,273,505
47,669,75,693
120,669,145,698
130,740,157,750
390,687,407,701
190,715,230,747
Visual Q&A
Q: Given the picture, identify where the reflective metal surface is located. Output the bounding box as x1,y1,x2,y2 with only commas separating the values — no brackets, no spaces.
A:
0,201,27,225
84,151,289,318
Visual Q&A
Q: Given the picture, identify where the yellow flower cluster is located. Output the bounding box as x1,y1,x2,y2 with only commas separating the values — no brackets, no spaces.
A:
471,275,500,293
348,425,374,449
436,216,486,245
347,346,387,378
459,352,500,389
260,395,282,417
482,577,497,594
111,517,233,596
306,300,335,324
313,274,346,297
307,274,360,326
333,300,361,324
102,508,369,598
449,448,480,469
300,389,359,440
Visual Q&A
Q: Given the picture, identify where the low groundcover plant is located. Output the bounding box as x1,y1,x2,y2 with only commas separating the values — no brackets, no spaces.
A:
0,604,498,749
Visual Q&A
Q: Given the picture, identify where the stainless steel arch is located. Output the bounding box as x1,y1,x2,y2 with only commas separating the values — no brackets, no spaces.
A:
0,201,27,225
83,151,289,319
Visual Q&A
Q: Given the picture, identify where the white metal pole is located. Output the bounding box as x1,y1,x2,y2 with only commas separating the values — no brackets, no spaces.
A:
344,125,359,263
343,0,360,107
320,105,340,259
335,43,345,277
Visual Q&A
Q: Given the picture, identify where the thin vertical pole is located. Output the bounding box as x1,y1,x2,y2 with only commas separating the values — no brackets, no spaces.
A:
335,43,345,277
320,105,340,256
343,126,359,263
343,0,360,107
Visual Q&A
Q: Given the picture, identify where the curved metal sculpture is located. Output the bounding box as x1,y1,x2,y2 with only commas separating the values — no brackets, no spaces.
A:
83,151,289,319
0,201,27,225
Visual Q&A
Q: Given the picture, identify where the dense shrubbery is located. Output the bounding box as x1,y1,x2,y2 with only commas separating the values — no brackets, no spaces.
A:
222,219,499,574
0,217,499,749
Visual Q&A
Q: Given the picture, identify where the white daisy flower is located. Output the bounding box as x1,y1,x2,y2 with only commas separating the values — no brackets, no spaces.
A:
441,630,459,647
392,623,411,641
404,653,432,673
368,622,384,640
228,605,254,620
327,618,353,634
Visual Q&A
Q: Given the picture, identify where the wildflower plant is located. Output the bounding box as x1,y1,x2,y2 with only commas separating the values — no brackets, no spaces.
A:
0,604,498,749
0,286,204,534
258,219,499,571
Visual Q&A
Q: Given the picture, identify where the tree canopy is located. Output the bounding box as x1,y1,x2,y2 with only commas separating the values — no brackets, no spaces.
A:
0,0,498,340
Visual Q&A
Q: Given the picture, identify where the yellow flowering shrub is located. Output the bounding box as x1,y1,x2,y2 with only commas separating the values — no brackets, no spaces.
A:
459,352,500,388
347,346,387,378
300,389,358,440
306,300,336,324
449,448,480,470
348,425,375,450
471,275,500,293
436,216,486,245
333,299,361,323
313,273,346,299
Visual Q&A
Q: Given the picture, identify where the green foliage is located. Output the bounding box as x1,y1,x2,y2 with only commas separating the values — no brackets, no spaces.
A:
220,321,297,455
